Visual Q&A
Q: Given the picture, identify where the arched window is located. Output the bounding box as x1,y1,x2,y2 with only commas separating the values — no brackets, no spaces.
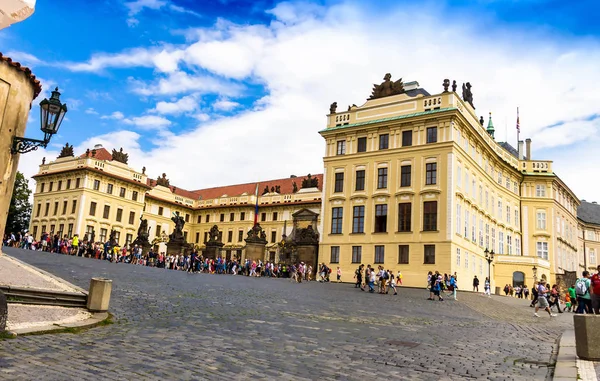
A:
513,271,525,287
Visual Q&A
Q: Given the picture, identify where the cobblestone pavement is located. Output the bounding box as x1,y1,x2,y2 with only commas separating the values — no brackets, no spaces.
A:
1,248,571,380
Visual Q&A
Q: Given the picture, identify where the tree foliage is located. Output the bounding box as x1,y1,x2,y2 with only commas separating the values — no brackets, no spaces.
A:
5,172,31,235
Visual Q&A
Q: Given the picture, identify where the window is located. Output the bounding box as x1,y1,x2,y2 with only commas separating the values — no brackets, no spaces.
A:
35,203,41,217
261,212,266,222
185,214,190,223
183,231,188,241
479,219,483,246
33,226,38,239
374,204,388,233
379,134,389,150
158,206,164,216
336,140,346,155
49,182,54,192
50,224,55,234
116,208,123,222
273,212,278,221
374,245,385,263
57,180,62,191
398,245,409,264
590,249,596,265
456,248,461,266
75,178,81,188
498,200,502,218
536,242,548,260
352,206,365,233
156,226,161,238
334,172,344,192
240,212,245,221
62,201,68,215
70,200,77,215
400,165,411,187
220,213,225,222
103,205,110,219
330,246,340,263
114,231,121,244
536,184,546,197
507,235,512,255
377,168,388,189
67,224,73,237
506,206,510,224
352,246,362,263
203,231,208,243
457,166,462,187
499,231,505,254
41,183,45,193
129,211,135,225
485,224,490,249
357,137,367,152
398,203,411,232
100,228,107,242
424,245,435,264
228,231,233,243
426,127,437,143
119,187,126,197
515,237,521,255
238,230,243,242
331,207,343,234
402,130,412,146
107,184,113,194
205,215,210,223
456,204,461,234
423,201,437,231
425,163,437,185
270,231,276,243
472,215,476,242
53,202,58,216
491,228,496,252
93,180,100,190
89,202,96,216
515,210,520,229
355,170,365,191
497,171,502,184
41,225,47,235
537,211,546,230
230,212,234,222
132,191,138,201
126,234,133,245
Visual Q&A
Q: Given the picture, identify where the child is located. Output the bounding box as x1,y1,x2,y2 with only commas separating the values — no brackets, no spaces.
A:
565,294,572,312
389,272,398,295
336,267,341,283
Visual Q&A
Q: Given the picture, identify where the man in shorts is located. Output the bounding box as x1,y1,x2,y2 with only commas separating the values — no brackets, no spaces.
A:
534,279,557,318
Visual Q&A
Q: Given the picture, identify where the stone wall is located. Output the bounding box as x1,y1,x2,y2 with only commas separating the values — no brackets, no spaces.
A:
0,55,39,251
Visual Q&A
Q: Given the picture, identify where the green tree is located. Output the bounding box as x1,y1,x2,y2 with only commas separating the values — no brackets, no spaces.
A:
5,172,32,235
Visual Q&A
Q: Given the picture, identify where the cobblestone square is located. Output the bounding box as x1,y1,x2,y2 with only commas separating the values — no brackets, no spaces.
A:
0,248,570,380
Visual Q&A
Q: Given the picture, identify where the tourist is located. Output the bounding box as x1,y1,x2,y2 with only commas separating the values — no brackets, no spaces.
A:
575,271,592,314
534,279,557,317
484,277,491,297
473,275,480,292
548,284,563,313
530,282,539,307
590,265,600,314
503,284,510,296
354,264,364,290
448,274,458,300
336,267,341,283
397,270,403,285
388,270,397,295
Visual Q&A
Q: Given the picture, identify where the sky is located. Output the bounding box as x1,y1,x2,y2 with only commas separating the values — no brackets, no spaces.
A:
3,0,600,200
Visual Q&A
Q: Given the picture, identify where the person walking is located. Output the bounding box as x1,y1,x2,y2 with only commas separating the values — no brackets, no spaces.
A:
389,271,398,295
530,282,539,307
354,265,364,290
473,276,480,292
590,265,600,314
575,271,592,314
534,280,557,318
336,267,342,283
484,277,491,297
548,284,563,313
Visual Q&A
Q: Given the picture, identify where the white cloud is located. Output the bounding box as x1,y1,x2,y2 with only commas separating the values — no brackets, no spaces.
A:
124,0,201,26
123,115,172,130
151,94,198,115
213,98,240,111
101,111,125,120
65,48,157,72
85,108,99,115
4,51,41,66
22,1,600,200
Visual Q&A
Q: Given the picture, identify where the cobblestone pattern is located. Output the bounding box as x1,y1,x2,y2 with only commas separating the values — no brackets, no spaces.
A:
0,248,570,380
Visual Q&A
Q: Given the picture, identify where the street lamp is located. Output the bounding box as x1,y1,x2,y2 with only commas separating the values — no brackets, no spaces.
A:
485,248,495,285
11,87,67,154
532,265,538,283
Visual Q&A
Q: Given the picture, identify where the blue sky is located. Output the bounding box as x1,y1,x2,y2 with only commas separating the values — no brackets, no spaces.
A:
3,0,600,200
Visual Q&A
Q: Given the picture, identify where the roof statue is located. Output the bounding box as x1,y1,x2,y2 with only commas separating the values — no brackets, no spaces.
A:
292,181,298,193
329,102,337,114
301,174,319,189
452,80,457,92
57,142,74,158
443,79,450,92
156,173,170,187
111,147,129,164
462,82,474,108
369,73,405,100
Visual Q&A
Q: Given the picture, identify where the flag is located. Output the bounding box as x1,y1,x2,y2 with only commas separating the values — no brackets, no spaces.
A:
516,107,520,133
253,183,260,226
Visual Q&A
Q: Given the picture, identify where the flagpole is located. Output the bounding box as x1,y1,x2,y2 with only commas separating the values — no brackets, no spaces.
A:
516,107,520,149
253,183,260,227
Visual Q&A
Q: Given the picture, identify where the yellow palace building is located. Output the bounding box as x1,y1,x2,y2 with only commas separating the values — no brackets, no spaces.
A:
317,75,582,290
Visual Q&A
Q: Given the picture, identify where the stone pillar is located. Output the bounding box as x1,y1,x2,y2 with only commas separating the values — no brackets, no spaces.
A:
0,55,40,255
245,242,266,262
87,278,112,312
203,241,223,259
296,244,318,273
574,314,600,360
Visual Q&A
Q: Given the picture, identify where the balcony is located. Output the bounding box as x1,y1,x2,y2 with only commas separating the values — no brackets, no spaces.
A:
494,254,550,269
521,160,552,174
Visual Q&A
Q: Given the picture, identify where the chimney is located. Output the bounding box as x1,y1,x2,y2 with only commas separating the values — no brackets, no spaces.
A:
525,138,532,160
518,141,524,160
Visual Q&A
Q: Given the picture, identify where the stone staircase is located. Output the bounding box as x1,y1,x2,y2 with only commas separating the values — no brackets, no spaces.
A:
0,285,88,308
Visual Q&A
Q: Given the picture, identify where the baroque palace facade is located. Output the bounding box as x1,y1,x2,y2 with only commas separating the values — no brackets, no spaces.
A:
27,75,599,289
29,144,323,263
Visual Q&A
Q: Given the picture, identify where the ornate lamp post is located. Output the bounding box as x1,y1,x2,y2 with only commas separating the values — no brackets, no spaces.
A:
11,87,67,154
532,265,538,284
485,248,495,286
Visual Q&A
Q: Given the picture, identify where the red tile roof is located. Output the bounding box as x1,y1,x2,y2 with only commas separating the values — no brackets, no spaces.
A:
146,177,201,200
80,147,113,161
0,52,42,99
192,174,323,200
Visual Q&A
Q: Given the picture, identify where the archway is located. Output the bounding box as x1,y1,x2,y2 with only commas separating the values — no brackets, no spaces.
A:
512,271,525,287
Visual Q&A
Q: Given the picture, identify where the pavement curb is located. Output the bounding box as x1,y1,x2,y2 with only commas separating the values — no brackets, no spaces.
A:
3,253,88,294
552,329,598,381
7,312,110,336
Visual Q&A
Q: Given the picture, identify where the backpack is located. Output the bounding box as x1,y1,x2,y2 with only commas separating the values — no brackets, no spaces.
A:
383,272,389,280
576,278,588,296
